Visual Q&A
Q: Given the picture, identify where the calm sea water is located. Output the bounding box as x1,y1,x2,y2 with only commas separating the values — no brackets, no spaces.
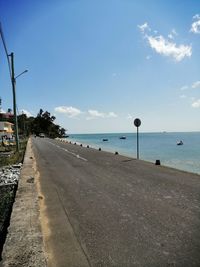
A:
67,132,200,175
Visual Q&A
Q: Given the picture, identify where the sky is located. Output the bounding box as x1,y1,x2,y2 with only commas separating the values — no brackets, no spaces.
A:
0,0,200,134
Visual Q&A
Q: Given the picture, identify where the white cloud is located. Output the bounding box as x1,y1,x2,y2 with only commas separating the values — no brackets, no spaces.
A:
147,35,192,61
21,109,33,117
138,22,150,33
193,14,200,20
168,34,174,39
192,81,200,89
87,110,104,118
168,29,177,40
107,112,118,118
190,14,200,34
86,110,117,120
192,99,200,108
172,29,178,35
180,85,188,91
139,22,192,62
54,106,82,118
54,106,117,120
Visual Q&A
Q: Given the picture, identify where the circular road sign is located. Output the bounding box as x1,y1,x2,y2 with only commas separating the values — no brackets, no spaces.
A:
134,118,141,127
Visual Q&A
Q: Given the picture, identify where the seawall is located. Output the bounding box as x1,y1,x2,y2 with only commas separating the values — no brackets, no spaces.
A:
0,138,47,267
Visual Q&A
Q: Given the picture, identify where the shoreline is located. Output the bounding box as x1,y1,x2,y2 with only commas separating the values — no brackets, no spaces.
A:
56,137,200,177
61,132,200,175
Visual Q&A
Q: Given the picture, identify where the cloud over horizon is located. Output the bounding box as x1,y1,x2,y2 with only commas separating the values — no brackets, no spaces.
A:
192,81,200,89
192,99,200,108
87,110,118,120
55,106,118,120
55,106,82,118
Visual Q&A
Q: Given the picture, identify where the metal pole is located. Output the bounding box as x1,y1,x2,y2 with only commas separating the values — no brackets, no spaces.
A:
137,126,139,159
134,118,141,160
10,52,19,152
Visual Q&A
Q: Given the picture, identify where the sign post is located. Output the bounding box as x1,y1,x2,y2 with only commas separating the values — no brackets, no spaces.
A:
134,118,141,159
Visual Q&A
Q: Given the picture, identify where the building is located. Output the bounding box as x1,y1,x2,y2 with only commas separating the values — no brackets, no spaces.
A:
0,98,14,139
0,121,14,139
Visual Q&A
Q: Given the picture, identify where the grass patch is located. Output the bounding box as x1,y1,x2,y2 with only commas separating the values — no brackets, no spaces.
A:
0,139,28,168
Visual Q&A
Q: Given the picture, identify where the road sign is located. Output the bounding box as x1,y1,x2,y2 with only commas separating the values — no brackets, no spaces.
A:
134,118,141,159
134,118,141,127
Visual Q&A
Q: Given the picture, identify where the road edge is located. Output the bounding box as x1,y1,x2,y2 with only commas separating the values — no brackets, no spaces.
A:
0,138,47,267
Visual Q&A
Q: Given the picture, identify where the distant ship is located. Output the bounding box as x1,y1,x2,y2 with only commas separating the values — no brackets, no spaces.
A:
103,138,108,142
119,136,126,140
177,140,183,146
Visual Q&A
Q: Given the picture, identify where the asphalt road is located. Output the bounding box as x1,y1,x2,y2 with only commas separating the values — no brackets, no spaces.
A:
32,137,200,267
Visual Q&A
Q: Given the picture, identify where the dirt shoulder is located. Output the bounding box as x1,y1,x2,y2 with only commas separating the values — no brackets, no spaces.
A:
0,138,47,267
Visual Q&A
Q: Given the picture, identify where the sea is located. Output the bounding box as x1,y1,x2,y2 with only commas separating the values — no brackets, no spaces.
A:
66,132,200,175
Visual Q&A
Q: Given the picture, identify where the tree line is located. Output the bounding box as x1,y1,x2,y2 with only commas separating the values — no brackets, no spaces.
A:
17,109,66,138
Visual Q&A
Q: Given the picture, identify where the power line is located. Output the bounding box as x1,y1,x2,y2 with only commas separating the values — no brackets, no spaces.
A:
0,22,12,80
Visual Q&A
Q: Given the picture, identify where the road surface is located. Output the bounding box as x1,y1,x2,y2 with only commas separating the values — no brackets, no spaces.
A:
32,137,200,267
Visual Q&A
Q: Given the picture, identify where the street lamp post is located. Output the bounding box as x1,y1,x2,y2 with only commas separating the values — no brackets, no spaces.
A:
9,52,28,152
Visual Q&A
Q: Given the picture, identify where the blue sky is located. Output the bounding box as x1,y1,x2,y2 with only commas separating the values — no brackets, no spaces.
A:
0,0,200,133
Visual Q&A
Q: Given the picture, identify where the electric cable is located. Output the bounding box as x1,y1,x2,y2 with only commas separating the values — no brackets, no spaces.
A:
0,22,12,80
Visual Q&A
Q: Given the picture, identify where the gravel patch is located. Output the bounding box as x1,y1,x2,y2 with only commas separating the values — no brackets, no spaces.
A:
0,164,22,186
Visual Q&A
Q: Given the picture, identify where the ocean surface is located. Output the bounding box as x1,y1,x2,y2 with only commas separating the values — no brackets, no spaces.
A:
67,132,200,175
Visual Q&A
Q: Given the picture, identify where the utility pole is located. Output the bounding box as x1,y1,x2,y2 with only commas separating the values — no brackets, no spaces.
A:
10,52,20,152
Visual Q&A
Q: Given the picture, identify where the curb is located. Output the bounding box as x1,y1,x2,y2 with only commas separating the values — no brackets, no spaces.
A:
0,138,47,267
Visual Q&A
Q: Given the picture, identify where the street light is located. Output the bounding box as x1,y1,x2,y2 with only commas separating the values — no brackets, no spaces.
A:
8,52,28,152
15,69,28,80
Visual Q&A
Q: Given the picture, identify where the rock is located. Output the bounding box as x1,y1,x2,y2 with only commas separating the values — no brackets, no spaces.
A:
26,177,34,183
13,163,22,169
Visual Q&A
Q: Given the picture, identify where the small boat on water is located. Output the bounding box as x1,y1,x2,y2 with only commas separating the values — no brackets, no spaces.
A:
119,136,126,140
103,138,108,142
177,140,183,146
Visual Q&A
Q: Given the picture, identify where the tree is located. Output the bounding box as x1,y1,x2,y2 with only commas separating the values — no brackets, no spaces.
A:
17,109,66,138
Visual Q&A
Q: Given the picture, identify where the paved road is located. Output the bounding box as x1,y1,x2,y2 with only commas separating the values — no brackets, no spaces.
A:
32,137,200,267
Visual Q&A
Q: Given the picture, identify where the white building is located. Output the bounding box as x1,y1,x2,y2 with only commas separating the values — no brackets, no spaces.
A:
0,98,14,139
0,121,14,139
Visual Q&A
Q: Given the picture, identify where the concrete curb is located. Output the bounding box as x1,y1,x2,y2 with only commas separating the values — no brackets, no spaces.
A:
0,138,47,267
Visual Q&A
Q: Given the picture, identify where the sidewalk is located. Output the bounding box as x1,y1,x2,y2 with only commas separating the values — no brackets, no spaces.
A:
0,139,47,267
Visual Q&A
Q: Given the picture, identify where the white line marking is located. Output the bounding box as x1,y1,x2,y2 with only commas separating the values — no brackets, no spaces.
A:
46,140,88,162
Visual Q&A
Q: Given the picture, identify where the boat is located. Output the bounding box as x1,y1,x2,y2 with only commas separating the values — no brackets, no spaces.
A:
119,136,126,140
102,138,108,142
177,140,183,146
